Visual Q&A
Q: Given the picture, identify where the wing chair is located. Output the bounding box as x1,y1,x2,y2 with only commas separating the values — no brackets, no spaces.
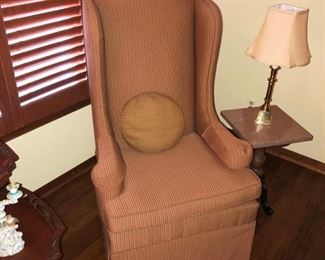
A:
83,0,261,259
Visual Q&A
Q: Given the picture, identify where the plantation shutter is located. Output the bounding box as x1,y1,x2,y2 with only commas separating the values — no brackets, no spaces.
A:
0,0,89,137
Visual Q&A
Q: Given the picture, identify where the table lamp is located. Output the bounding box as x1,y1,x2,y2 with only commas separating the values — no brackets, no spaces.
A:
246,4,311,125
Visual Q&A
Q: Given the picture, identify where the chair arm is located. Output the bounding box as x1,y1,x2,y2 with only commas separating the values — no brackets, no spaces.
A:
201,121,253,169
91,134,126,202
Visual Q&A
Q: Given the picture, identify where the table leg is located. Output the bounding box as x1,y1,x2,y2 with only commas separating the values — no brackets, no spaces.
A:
251,148,274,215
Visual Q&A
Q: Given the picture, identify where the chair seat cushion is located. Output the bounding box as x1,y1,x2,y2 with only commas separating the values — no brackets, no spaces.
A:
105,133,261,232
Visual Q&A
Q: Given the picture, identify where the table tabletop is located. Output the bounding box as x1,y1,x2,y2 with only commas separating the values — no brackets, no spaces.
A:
221,105,313,149
0,187,65,260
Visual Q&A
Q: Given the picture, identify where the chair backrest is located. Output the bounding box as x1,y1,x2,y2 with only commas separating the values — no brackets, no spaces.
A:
90,0,195,148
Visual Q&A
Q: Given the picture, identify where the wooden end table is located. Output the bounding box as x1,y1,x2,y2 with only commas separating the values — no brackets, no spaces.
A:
0,140,65,259
0,187,66,260
221,105,313,215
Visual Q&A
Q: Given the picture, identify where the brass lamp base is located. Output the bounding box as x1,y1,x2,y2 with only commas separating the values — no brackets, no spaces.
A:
255,65,281,126
255,109,272,125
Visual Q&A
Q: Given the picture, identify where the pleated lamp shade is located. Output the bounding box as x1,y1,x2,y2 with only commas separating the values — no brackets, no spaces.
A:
246,4,311,68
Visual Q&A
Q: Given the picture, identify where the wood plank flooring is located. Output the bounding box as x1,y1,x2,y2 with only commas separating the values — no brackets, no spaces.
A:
41,155,325,260
251,155,325,260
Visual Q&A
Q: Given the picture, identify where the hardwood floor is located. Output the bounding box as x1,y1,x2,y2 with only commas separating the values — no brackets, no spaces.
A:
251,155,325,260
40,155,325,260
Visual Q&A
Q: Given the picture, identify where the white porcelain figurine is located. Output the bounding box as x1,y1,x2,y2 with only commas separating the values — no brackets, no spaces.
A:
0,182,25,257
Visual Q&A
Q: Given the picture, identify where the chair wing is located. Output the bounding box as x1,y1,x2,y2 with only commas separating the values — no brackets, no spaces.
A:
83,0,126,204
195,0,253,169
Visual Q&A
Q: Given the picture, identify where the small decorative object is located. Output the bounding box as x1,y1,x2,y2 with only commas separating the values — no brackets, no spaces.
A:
6,182,23,201
246,4,311,125
0,182,25,257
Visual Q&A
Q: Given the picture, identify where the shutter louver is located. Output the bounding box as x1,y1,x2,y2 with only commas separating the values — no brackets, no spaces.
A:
0,0,88,126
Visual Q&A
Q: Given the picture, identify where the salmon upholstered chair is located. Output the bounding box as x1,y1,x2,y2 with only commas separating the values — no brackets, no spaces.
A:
83,0,261,259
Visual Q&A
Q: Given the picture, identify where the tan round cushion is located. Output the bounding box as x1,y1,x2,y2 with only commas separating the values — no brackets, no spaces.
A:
120,93,184,153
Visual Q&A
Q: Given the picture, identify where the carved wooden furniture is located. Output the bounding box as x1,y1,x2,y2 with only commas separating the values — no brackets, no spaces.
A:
0,141,18,188
0,141,66,259
221,105,313,214
0,188,66,260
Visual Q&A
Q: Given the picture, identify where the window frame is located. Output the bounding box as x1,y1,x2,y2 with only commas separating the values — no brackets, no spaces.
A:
0,0,89,140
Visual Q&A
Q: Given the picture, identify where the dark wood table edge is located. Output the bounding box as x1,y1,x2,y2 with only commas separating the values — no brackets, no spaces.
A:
21,187,66,260
220,106,313,149
221,107,314,216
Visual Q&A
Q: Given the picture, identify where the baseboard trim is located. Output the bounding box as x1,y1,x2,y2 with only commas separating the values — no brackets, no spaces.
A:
36,156,96,199
267,147,325,175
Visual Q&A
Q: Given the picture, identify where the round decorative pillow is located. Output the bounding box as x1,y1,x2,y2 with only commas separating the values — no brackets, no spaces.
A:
120,93,184,153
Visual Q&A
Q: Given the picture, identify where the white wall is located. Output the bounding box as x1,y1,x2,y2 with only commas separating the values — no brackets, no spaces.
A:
215,0,325,162
7,106,95,191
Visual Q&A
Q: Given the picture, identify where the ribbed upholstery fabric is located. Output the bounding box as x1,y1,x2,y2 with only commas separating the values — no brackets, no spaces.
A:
111,222,256,260
109,201,259,253
120,93,185,153
83,0,262,259
105,133,260,231
93,0,195,149
83,0,126,203
195,0,253,169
